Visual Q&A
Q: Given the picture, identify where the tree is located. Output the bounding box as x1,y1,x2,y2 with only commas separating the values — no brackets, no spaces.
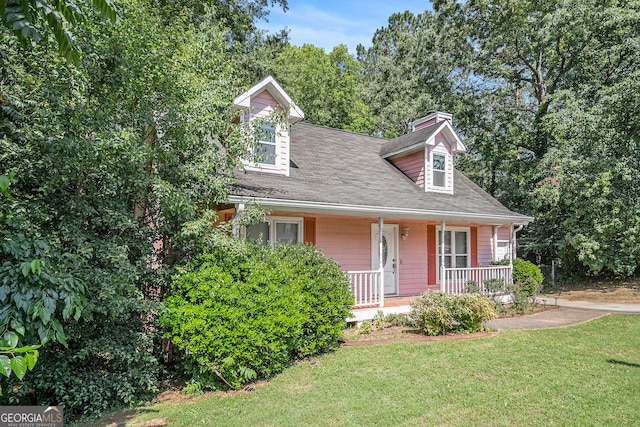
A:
357,10,464,138
1,0,116,62
431,0,640,274
268,43,374,132
0,0,283,419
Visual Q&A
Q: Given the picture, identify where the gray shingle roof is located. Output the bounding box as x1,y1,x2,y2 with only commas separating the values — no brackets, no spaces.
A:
379,122,442,157
229,123,531,224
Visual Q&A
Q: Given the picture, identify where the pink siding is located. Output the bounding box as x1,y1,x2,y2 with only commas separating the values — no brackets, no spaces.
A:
391,151,425,188
477,225,494,265
228,209,502,297
397,223,429,296
434,133,452,153
315,216,372,271
315,216,429,296
414,118,436,130
251,90,279,115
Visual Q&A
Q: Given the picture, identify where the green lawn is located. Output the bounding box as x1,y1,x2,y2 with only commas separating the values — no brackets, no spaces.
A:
107,314,640,426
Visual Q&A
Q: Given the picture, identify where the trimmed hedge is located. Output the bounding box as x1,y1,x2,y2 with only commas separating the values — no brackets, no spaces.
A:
161,242,353,390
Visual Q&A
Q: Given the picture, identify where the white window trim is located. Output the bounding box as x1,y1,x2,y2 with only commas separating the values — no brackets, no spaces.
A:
244,216,304,245
255,123,277,166
240,114,287,174
436,226,470,281
425,145,454,195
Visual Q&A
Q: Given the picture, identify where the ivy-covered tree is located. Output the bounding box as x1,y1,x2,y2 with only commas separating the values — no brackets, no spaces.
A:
0,0,286,420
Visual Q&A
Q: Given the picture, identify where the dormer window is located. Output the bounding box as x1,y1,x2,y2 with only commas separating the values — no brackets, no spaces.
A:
380,111,465,196
425,143,453,194
433,154,446,187
255,123,276,165
233,75,305,177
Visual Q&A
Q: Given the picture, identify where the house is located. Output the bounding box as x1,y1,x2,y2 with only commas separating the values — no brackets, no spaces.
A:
216,76,533,317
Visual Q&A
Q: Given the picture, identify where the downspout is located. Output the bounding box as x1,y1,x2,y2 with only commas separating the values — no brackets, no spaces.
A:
378,217,384,307
232,202,245,238
440,221,446,292
512,225,524,260
493,225,499,262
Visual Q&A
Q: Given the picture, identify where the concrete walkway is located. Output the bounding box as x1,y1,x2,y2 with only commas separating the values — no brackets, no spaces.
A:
486,298,640,330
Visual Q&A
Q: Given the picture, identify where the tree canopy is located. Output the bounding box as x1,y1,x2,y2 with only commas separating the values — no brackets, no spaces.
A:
1,0,640,421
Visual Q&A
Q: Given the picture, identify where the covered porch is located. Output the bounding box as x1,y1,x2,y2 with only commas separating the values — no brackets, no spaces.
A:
348,264,513,307
348,217,519,311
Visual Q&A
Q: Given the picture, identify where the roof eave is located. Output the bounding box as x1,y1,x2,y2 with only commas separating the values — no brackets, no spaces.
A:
226,195,533,226
382,121,466,159
233,75,305,123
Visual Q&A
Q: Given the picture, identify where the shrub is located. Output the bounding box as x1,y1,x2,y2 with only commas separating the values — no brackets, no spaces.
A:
384,313,413,327
17,317,160,420
507,259,544,313
464,280,480,294
512,258,544,297
358,320,372,335
450,294,498,333
161,242,353,390
509,284,530,314
410,292,497,336
372,310,386,329
410,292,453,335
483,278,505,295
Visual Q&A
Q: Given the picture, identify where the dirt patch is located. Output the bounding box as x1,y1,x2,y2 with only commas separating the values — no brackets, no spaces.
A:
87,381,271,427
85,410,140,427
547,284,640,303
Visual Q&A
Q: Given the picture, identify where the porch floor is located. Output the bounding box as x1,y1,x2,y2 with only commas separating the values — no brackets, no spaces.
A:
350,296,415,324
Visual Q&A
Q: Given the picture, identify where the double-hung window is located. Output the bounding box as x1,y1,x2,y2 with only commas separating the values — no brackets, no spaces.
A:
437,228,470,279
255,123,276,165
433,154,446,188
246,217,303,245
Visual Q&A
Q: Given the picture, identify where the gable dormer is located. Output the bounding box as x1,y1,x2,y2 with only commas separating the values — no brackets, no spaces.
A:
233,76,304,176
381,111,465,195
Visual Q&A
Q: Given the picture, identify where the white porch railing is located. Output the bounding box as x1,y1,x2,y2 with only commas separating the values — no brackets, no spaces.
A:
347,269,384,308
441,265,513,295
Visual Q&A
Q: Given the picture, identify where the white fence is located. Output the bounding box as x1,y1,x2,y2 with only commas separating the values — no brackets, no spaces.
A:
347,270,384,308
441,265,513,295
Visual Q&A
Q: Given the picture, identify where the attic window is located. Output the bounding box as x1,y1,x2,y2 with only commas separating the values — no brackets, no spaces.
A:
433,154,446,187
255,123,276,165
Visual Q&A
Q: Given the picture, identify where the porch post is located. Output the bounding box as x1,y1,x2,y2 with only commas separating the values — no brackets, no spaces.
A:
509,224,514,267
231,202,245,238
440,221,446,292
378,217,384,307
493,225,499,262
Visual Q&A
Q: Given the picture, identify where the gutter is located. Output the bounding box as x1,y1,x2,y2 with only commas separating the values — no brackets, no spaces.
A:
226,196,533,226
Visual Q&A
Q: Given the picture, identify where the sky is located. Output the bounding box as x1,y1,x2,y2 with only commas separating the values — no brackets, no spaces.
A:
260,0,433,54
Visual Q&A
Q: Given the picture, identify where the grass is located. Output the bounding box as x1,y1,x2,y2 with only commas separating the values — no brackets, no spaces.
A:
96,314,640,427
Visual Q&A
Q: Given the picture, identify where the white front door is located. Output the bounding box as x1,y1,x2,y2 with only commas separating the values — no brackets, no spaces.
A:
371,224,398,295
